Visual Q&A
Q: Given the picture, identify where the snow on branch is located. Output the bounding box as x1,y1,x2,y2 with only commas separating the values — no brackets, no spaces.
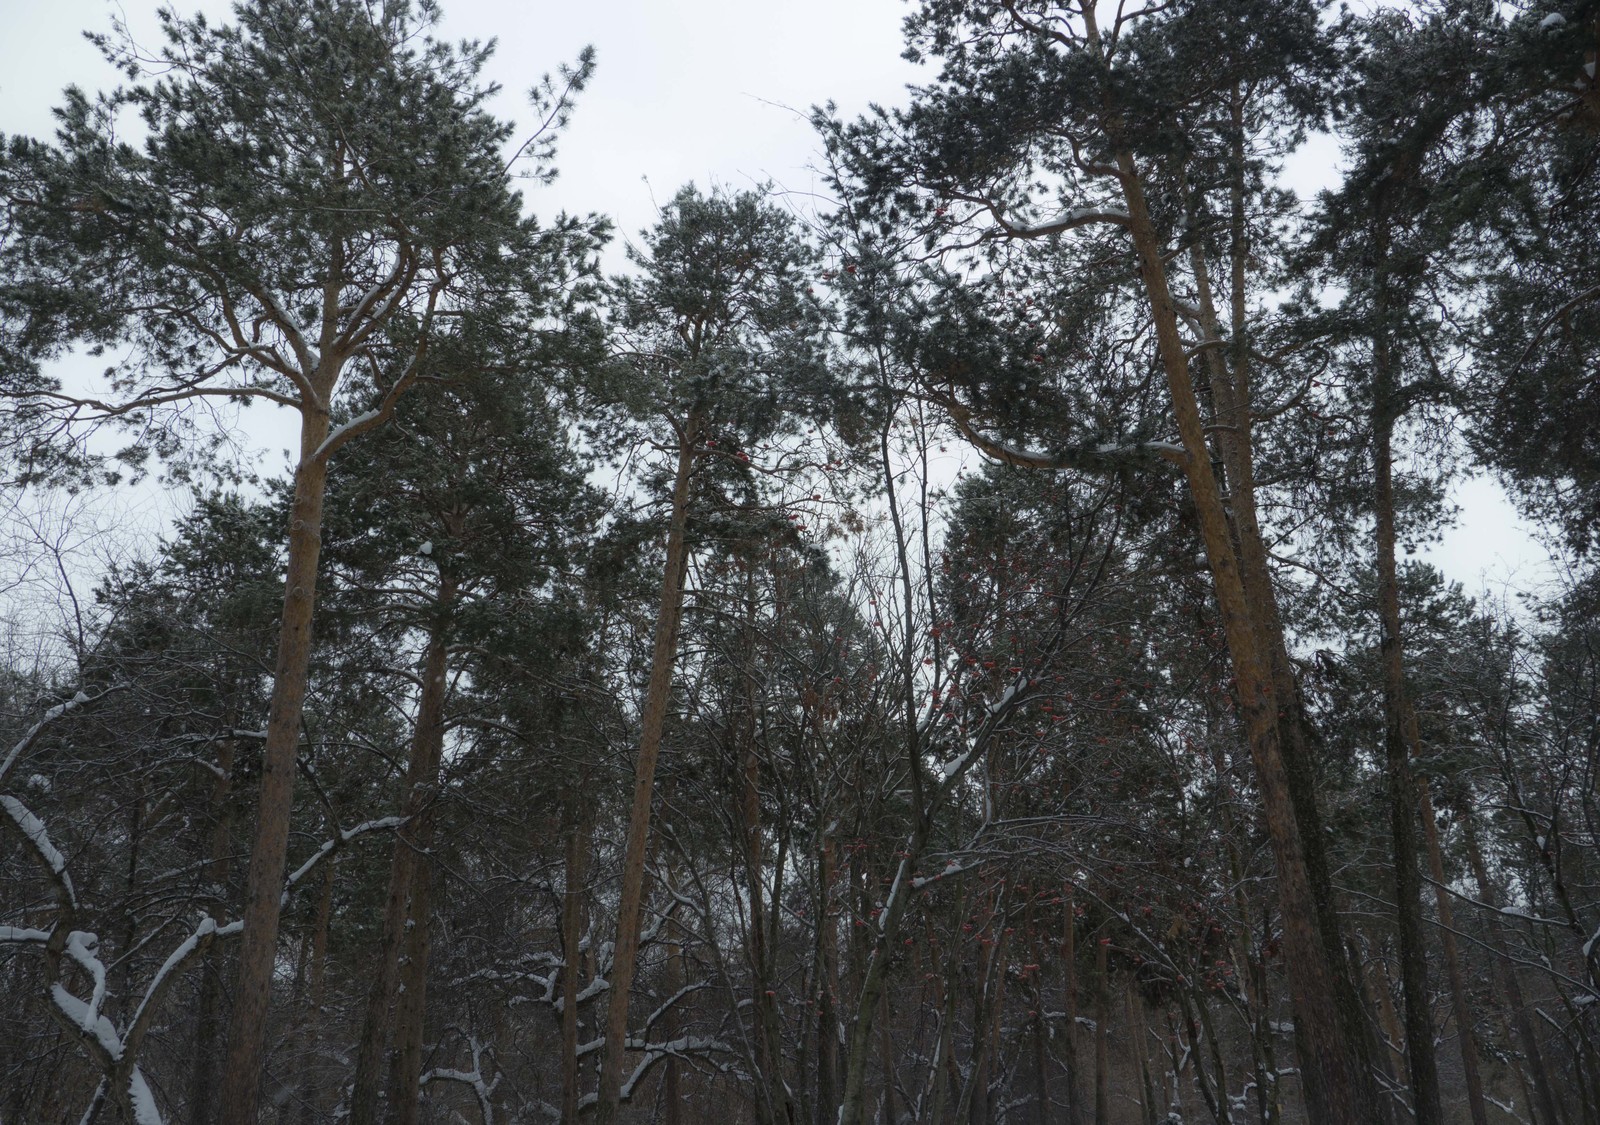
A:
937,395,1188,472
420,1036,500,1125
0,926,52,943
0,686,126,786
1,794,77,909
282,816,407,902
124,915,241,1061
999,204,1130,236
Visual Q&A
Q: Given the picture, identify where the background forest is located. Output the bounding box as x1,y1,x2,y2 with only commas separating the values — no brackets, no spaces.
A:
1,1,1598,1123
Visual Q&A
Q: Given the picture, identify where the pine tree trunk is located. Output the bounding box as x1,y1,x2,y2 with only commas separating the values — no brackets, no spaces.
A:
1351,935,1404,1089
1191,167,1390,1121
1373,950,1409,1086
353,584,454,1125
1109,138,1361,1123
594,414,700,1125
220,398,333,1125
662,862,684,1125
1372,395,1445,1125
298,860,335,1125
386,848,436,1125
1418,781,1490,1125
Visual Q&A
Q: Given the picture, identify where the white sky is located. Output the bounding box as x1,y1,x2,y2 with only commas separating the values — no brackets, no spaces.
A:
0,0,1556,601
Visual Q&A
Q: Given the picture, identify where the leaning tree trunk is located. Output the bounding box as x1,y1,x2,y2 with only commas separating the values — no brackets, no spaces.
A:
383,612,456,1125
351,577,455,1125
594,413,700,1125
220,395,334,1125
1188,147,1390,1119
1106,129,1364,1122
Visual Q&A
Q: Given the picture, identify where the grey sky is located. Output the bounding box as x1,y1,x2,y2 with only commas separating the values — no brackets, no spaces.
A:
0,0,1556,597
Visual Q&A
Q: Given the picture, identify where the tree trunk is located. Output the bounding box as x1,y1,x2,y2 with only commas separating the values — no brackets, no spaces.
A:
220,399,333,1125
352,582,454,1125
594,414,700,1125
1128,979,1156,1125
814,831,840,1125
1190,166,1389,1122
190,728,237,1125
1461,808,1566,1125
1418,781,1490,1125
662,862,684,1125
1351,935,1405,1088
386,843,436,1125
1372,392,1445,1125
878,988,899,1125
1093,938,1110,1125
1107,133,1362,1123
562,800,592,1124
298,860,335,1125
1063,884,1081,1125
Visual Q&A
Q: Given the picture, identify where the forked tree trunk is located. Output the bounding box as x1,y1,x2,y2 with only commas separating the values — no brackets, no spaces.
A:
594,414,700,1125
221,398,333,1125
1106,132,1362,1122
1189,167,1389,1121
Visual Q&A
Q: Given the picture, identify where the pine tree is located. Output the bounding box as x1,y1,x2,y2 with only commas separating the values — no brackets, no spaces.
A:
590,183,831,1125
0,1,598,1116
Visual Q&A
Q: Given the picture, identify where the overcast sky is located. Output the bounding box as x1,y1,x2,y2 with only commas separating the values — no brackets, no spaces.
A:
0,0,1557,598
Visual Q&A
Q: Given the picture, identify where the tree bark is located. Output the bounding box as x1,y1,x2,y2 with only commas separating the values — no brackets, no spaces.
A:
1093,938,1110,1125
1372,380,1445,1125
220,398,333,1125
1108,135,1362,1123
351,584,454,1125
562,800,592,1124
1190,163,1390,1121
385,840,436,1125
298,860,335,1125
1063,884,1081,1125
189,728,237,1125
594,413,700,1125
1461,807,1566,1125
1419,781,1490,1125
814,830,840,1125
